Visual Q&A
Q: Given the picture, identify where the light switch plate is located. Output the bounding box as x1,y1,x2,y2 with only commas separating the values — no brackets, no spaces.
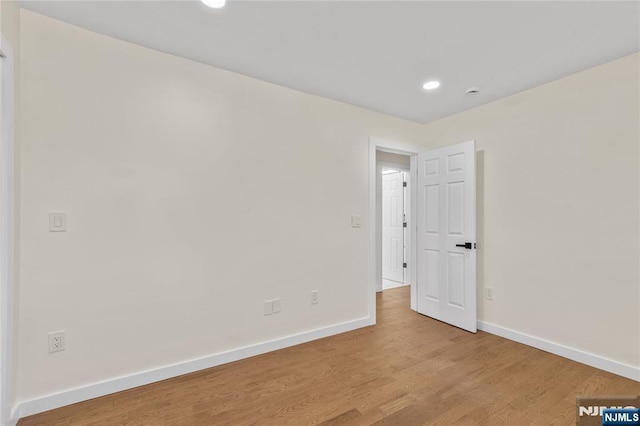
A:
351,215,361,228
485,287,495,301
49,212,67,232
264,300,273,316
272,298,282,313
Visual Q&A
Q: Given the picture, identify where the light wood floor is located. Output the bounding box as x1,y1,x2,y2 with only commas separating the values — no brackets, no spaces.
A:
20,286,639,425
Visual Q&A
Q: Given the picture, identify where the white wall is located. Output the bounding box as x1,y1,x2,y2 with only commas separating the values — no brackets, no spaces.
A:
419,53,640,368
17,10,424,402
0,1,20,422
16,5,640,412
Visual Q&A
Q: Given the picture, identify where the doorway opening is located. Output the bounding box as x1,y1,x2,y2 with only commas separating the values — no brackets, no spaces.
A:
369,138,477,333
369,140,420,319
380,165,409,291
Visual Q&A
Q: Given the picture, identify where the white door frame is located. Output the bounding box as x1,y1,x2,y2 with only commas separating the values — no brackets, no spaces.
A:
369,138,421,321
0,36,15,425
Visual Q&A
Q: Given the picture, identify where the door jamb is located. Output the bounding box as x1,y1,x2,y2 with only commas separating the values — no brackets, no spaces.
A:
369,138,421,321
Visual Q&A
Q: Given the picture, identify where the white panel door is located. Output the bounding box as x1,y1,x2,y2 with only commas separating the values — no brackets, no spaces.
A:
382,172,404,284
417,141,476,332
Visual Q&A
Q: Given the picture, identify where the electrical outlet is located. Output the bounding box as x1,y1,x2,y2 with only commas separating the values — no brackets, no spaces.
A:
264,300,273,316
48,331,65,353
49,212,67,232
485,287,495,301
311,290,319,305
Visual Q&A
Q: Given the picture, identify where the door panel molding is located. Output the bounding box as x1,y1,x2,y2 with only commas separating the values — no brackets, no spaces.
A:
416,140,476,332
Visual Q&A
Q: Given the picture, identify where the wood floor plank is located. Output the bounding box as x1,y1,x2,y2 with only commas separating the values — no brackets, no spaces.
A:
18,286,640,425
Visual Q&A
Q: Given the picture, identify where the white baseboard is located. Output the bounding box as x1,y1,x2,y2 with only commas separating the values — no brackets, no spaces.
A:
477,320,640,382
12,316,374,422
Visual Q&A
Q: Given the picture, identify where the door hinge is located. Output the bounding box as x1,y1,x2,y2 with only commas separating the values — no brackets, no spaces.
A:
403,222,407,228
403,181,407,187
403,263,407,268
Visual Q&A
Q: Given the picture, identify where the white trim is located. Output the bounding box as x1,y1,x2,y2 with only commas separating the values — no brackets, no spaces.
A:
369,138,421,315
478,320,640,382
371,138,422,156
0,36,14,426
375,161,384,292
408,155,417,311
369,141,377,317
12,317,373,420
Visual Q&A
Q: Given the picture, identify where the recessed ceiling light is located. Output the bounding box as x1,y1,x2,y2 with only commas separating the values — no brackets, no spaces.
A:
422,81,440,90
201,0,226,9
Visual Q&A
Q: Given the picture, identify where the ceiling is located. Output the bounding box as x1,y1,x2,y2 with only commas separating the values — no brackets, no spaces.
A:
21,1,640,123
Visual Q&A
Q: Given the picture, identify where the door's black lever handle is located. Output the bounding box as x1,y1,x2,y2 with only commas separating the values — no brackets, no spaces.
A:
456,242,474,249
